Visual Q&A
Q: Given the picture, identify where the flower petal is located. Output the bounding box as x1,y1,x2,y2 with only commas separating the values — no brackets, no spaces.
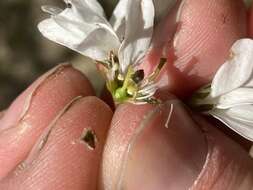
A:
110,0,128,41
42,5,63,15
110,0,176,40
216,88,253,109
75,23,121,60
211,39,253,97
210,106,253,141
79,0,106,18
63,0,107,23
118,0,155,73
38,0,120,61
223,105,253,123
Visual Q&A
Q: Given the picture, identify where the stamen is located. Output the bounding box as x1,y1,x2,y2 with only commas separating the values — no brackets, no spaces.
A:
138,84,157,94
96,60,110,69
117,74,124,81
104,53,166,104
147,58,167,82
136,93,154,100
145,98,161,104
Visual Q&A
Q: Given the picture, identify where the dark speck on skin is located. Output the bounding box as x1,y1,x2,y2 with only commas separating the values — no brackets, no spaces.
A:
81,129,97,150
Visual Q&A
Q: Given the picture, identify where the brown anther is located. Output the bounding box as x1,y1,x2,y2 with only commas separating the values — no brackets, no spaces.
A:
132,69,144,84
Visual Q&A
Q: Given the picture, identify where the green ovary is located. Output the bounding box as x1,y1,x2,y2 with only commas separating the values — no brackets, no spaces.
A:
114,87,129,103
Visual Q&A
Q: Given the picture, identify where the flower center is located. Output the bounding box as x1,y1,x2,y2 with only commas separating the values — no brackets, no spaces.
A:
113,68,144,103
97,52,167,104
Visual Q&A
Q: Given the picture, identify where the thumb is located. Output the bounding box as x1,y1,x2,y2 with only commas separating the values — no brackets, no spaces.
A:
143,0,246,98
101,99,253,190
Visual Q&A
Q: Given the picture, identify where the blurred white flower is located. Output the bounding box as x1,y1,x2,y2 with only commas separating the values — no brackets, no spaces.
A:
191,39,253,141
38,0,175,104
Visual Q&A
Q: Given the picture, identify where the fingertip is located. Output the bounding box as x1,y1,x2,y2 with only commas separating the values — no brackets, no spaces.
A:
1,64,94,130
173,0,247,92
101,103,155,189
0,96,113,190
145,0,247,98
190,115,253,189
103,100,253,190
0,64,95,179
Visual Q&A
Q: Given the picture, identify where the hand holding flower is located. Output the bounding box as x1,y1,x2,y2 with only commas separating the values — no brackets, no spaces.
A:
0,0,253,189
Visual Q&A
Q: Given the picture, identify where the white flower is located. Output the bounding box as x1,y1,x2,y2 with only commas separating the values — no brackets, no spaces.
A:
38,0,176,104
39,0,154,73
192,39,253,141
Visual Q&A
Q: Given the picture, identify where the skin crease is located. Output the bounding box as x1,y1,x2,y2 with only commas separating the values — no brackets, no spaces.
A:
0,0,253,190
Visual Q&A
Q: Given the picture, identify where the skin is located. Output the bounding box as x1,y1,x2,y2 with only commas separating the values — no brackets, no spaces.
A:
0,0,253,189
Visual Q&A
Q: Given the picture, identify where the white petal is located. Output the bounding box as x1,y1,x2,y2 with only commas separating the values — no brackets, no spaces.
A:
75,23,121,60
80,0,106,18
38,1,120,60
216,88,253,109
118,0,155,73
64,0,106,23
210,107,253,141
42,5,63,15
110,0,176,41
153,0,177,22
211,38,253,97
110,0,128,41
223,105,253,123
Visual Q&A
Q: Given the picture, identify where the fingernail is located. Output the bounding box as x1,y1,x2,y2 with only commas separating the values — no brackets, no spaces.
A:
1,64,74,130
118,100,207,190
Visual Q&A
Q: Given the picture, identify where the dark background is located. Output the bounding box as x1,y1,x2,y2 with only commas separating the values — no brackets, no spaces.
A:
0,0,117,110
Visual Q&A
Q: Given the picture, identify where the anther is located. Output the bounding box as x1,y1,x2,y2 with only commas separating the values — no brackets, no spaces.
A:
132,69,144,84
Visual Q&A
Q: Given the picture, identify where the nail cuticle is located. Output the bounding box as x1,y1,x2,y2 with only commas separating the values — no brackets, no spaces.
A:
116,101,174,189
116,102,170,189
20,64,72,123
19,96,84,167
189,145,213,190
0,64,73,132
188,135,224,190
189,117,253,190
188,115,216,190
